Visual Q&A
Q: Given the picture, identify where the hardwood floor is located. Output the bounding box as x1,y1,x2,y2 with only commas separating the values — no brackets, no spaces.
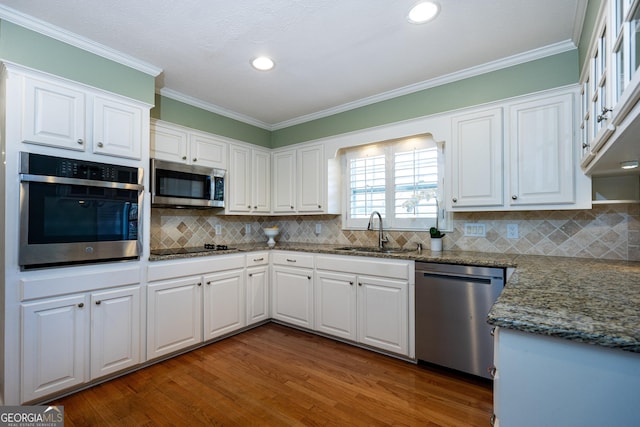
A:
51,323,493,426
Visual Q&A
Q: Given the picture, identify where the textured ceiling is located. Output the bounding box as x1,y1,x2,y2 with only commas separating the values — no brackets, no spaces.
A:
0,0,585,129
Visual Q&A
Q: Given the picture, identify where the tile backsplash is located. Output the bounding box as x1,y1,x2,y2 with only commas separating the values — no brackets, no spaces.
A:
151,203,639,261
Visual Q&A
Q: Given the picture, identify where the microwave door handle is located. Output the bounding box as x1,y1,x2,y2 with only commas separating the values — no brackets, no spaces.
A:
19,174,144,191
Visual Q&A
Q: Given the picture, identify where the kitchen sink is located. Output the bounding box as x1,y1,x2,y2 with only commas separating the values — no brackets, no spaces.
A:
334,246,413,254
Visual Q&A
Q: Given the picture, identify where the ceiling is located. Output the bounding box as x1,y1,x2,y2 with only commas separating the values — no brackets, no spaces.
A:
0,0,586,130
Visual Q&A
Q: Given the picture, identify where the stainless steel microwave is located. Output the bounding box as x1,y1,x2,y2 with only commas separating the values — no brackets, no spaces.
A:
150,159,225,208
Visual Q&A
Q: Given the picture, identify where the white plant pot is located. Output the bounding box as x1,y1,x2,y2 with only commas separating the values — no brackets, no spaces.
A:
430,238,443,252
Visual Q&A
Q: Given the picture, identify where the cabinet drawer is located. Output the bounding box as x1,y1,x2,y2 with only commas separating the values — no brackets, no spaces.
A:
246,252,269,267
272,251,314,269
316,255,410,280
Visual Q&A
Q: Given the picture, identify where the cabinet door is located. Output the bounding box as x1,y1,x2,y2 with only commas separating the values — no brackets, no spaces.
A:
315,271,357,341
252,148,272,212
247,265,270,325
272,150,296,213
90,286,141,379
150,121,189,162
271,266,314,328
203,269,245,340
357,276,408,356
93,95,143,159
227,144,252,213
190,132,227,169
450,108,504,208
22,76,86,151
509,93,575,205
297,144,324,212
22,294,89,402
147,277,203,359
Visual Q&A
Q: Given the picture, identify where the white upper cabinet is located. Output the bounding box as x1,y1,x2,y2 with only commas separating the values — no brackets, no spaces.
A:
22,76,86,151
150,119,227,169
448,88,589,211
297,144,324,212
20,70,147,160
227,143,271,214
450,108,504,208
272,149,297,213
580,0,640,174
509,93,575,206
92,95,143,159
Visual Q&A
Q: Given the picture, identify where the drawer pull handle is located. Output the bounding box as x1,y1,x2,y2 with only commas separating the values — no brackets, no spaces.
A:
253,257,264,262
488,366,497,378
286,258,297,263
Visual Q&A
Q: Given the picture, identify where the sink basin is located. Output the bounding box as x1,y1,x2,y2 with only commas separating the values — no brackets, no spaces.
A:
335,246,412,254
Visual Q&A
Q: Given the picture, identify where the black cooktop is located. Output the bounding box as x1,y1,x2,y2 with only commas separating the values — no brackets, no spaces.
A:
150,244,235,256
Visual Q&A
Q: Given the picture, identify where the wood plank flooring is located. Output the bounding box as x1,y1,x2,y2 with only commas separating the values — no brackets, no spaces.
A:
51,323,493,426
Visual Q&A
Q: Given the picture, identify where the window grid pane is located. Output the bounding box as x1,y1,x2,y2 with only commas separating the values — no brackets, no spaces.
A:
349,155,385,218
394,148,438,219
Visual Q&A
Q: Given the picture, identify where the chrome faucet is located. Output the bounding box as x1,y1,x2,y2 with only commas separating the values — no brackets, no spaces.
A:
367,211,388,249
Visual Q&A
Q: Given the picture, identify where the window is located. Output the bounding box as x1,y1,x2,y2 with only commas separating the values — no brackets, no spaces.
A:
342,134,446,230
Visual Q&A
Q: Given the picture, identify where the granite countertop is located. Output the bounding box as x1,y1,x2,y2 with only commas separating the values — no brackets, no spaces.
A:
148,243,640,353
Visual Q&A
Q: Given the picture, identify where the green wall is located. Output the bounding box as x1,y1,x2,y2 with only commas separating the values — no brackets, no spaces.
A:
151,95,271,148
271,50,579,147
578,0,603,77
0,20,154,104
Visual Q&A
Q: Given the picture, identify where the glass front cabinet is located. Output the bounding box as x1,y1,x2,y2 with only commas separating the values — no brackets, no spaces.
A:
581,0,640,170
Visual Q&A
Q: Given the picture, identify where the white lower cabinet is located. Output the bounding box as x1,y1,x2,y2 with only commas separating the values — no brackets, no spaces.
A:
203,269,245,340
246,252,270,325
271,252,314,328
146,254,247,360
315,264,410,356
21,286,141,403
146,277,203,360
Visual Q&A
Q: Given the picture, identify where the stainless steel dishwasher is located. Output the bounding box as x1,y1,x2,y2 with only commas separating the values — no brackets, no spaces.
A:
415,262,504,379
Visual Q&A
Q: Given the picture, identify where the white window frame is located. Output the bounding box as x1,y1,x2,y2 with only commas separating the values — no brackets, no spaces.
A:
341,134,448,231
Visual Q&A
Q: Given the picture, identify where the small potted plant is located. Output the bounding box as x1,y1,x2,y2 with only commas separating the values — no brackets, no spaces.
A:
429,198,445,251
429,226,445,251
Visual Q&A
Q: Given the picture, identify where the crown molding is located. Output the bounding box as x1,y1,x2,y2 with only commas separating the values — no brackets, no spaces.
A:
0,5,162,77
158,88,273,130
271,40,577,130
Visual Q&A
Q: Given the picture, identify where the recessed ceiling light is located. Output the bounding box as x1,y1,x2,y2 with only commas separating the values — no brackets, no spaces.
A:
620,160,639,169
251,56,275,71
408,1,440,24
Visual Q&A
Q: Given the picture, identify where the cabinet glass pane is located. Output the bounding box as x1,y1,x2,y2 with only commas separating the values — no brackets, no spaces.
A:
632,6,640,73
615,40,625,101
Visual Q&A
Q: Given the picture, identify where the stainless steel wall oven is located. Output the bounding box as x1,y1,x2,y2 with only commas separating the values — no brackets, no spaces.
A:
19,152,144,269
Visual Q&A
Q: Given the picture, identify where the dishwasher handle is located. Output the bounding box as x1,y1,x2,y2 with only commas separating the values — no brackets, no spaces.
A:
418,271,496,284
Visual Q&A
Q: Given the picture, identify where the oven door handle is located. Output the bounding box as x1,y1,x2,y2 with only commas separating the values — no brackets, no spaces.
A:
19,174,144,191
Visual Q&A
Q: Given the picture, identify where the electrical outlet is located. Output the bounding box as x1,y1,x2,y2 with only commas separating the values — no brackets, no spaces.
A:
464,223,486,237
215,224,222,235
245,224,251,234
315,223,322,234
507,223,519,239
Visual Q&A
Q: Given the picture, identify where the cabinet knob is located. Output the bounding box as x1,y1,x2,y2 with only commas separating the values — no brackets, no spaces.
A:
77,303,84,308
97,142,104,148
290,206,294,209
582,143,590,149
358,282,362,286
193,158,197,162
182,156,187,160
206,281,211,285
512,195,518,200
254,206,257,209
318,205,321,208
248,273,253,277
452,198,457,203
488,366,497,379
307,276,312,280
248,205,251,209
197,282,202,286
349,281,354,286
490,414,496,427
77,139,84,145
95,300,101,305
